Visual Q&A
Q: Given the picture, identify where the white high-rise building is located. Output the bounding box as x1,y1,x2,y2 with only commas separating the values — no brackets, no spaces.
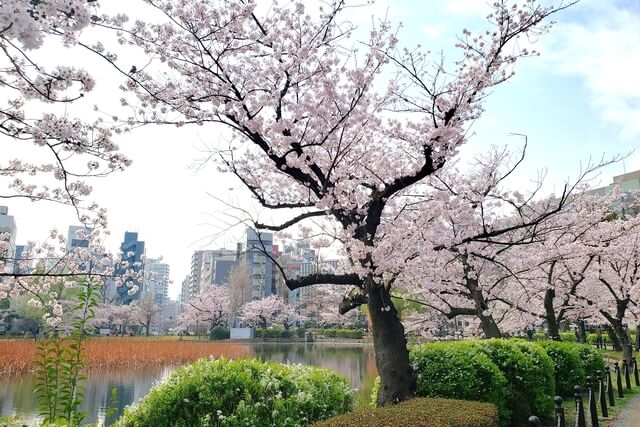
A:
189,249,236,299
0,206,17,268
144,258,170,305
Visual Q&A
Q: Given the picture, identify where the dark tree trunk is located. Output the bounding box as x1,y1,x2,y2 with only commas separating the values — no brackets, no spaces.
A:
611,320,633,364
544,289,561,340
145,323,150,336
479,314,503,339
605,324,623,351
577,320,587,343
368,285,416,407
466,276,503,338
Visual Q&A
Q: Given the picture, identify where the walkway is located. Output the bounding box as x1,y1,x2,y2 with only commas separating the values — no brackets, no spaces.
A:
614,393,640,427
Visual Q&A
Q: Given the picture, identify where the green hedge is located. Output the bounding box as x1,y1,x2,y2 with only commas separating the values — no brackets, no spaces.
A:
409,342,509,425
209,326,229,340
559,332,578,342
537,341,585,396
576,343,605,377
335,329,363,339
313,397,498,427
473,339,555,425
116,358,354,427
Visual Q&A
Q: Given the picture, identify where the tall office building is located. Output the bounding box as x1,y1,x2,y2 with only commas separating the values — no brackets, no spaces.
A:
67,225,91,250
12,244,32,274
241,227,275,300
200,249,236,287
180,275,190,304
0,206,17,267
144,258,170,305
189,249,236,299
116,231,145,305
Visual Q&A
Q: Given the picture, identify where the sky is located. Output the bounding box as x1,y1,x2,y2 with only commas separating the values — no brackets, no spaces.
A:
2,0,639,299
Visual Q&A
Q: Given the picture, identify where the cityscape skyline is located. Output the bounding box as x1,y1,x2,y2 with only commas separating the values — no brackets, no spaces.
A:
1,0,638,300
3,166,640,300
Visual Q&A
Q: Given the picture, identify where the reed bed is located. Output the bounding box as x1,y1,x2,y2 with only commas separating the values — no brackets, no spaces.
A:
0,338,253,376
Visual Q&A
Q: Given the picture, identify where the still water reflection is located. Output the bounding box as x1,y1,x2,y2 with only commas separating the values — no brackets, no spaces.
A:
0,343,376,426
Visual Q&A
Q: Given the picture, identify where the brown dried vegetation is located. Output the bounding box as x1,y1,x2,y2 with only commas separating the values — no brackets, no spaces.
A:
0,338,252,376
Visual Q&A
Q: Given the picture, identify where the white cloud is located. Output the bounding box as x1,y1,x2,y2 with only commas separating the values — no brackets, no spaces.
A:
422,23,447,39
545,7,640,138
443,0,489,16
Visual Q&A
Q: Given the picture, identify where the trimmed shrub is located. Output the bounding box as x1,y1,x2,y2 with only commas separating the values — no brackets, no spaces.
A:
280,329,292,339
559,332,578,342
323,329,337,338
532,332,546,341
116,358,354,427
335,329,363,339
264,328,284,338
296,328,307,338
538,341,585,396
575,343,606,377
209,326,229,341
512,341,556,418
473,339,555,425
410,342,509,425
313,397,499,427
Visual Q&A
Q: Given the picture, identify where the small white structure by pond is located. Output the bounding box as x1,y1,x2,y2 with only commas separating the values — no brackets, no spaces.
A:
230,327,255,340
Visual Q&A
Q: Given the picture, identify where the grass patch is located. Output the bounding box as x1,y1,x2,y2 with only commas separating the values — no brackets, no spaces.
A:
312,397,498,427
556,386,640,427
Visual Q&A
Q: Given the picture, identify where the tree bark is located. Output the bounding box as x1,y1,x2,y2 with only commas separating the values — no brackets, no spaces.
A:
478,314,503,339
611,320,633,364
466,276,503,338
605,324,622,351
577,320,587,343
544,289,561,340
368,285,416,406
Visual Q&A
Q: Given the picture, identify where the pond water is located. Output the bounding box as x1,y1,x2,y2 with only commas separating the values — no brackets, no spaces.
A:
0,342,377,426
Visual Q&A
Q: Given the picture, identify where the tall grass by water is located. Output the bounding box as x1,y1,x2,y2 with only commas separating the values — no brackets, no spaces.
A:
0,338,252,376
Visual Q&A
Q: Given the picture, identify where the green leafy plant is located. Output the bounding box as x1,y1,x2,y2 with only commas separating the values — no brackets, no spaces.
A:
537,340,585,396
33,279,99,426
408,342,509,426
116,358,354,427
209,326,229,340
473,339,555,425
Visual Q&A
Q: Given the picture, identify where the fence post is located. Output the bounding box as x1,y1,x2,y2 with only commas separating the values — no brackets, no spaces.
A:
528,415,541,426
597,371,608,418
575,385,586,427
615,362,624,398
554,396,566,427
587,376,600,427
624,358,632,390
634,356,640,387
606,366,616,406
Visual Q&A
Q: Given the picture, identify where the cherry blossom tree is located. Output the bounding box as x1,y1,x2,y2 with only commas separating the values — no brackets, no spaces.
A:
382,145,611,339
570,215,640,363
239,295,297,329
1,0,130,219
179,285,231,333
132,295,160,336
0,226,142,328
98,0,575,404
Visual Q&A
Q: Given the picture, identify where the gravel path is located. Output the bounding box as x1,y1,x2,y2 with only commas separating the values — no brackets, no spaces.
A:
614,393,640,427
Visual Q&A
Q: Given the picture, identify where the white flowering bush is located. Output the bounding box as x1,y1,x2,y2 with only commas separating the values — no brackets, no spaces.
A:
116,358,354,427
